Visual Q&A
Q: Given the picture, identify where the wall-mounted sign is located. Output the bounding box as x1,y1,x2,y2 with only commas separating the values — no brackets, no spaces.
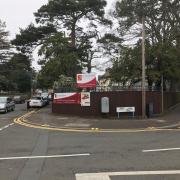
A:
54,93,80,104
116,107,135,112
77,74,96,88
81,92,90,106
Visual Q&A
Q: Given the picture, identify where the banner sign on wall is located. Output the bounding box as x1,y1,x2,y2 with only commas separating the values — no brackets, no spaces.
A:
54,93,80,104
77,74,96,88
81,92,90,106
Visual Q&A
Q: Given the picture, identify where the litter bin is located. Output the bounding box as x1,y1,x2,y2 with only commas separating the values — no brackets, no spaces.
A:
146,103,153,118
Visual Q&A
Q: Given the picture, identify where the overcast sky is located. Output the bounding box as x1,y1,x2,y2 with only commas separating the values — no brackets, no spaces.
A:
0,0,48,38
0,0,116,70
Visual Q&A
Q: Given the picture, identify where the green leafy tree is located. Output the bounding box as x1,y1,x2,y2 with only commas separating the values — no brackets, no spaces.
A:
6,53,32,92
0,19,11,92
11,24,57,54
0,19,10,63
35,0,109,48
110,0,180,90
53,75,75,92
110,45,141,86
36,32,81,88
35,0,110,78
12,0,110,89
0,75,9,91
8,53,31,71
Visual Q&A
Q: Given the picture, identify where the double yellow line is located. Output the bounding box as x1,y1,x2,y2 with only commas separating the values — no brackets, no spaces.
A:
14,111,179,133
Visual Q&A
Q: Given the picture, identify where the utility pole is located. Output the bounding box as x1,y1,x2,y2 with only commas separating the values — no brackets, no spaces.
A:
141,16,146,119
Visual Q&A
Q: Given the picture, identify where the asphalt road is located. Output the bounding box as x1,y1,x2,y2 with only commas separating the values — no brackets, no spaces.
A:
0,103,27,127
0,104,180,180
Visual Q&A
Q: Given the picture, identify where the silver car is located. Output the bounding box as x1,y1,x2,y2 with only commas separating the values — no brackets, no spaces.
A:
0,97,15,113
28,96,46,108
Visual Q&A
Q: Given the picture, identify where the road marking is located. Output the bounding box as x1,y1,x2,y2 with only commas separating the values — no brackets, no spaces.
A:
14,110,180,133
76,170,180,180
16,116,180,133
14,116,162,133
143,147,180,152
0,153,90,160
0,123,14,131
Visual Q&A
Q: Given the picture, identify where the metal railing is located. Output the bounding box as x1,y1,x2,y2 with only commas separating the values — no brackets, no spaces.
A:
54,85,168,93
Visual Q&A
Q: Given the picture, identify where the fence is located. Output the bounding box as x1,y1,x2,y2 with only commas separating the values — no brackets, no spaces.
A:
54,85,167,93
52,91,180,117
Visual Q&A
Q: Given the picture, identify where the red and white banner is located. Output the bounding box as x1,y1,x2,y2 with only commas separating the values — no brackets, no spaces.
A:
53,93,80,104
76,74,96,88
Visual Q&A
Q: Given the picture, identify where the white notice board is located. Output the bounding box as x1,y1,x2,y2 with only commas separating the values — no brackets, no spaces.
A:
116,107,135,112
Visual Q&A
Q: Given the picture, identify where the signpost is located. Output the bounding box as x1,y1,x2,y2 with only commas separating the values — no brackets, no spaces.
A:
116,107,135,118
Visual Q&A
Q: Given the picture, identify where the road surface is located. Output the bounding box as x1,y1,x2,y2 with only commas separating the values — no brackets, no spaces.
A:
0,104,180,180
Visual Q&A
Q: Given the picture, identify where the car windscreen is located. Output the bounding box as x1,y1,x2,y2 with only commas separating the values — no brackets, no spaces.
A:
41,93,48,97
14,96,20,99
31,97,42,100
0,97,7,103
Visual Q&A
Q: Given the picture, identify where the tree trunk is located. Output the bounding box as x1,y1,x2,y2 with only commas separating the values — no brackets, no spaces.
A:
71,22,76,48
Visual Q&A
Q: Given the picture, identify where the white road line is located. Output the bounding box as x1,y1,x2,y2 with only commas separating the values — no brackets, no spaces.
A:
142,147,180,152
0,153,90,160
0,123,14,131
76,170,180,180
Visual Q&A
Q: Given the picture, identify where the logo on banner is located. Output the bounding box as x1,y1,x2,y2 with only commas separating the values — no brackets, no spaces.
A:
77,74,82,81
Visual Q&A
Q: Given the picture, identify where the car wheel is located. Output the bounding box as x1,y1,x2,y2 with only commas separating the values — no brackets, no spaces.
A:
12,106,15,111
5,108,8,113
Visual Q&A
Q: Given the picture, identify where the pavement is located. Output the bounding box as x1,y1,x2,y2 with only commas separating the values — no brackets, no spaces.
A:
17,103,180,132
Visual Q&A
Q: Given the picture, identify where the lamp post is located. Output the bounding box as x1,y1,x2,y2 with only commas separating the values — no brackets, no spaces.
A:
141,16,146,119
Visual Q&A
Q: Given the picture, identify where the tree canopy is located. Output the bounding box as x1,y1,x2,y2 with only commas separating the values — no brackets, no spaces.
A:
12,0,110,89
109,0,180,90
6,0,180,92
0,19,10,63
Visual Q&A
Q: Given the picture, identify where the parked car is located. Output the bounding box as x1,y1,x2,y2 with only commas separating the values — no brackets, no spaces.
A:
13,95,25,104
0,96,15,113
48,93,52,101
41,92,50,105
28,96,46,108
41,92,49,98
